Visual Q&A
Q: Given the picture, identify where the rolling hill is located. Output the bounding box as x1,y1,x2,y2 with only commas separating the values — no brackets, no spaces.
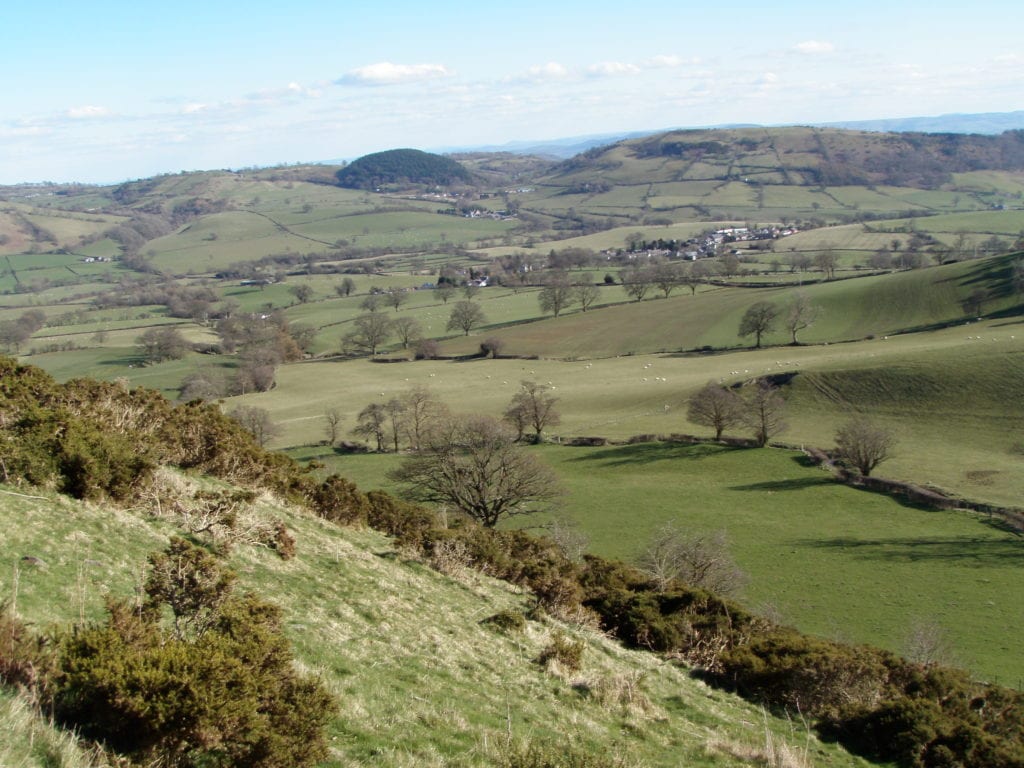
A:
335,148,475,191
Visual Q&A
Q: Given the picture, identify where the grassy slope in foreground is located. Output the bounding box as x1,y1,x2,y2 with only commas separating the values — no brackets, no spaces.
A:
0,482,871,768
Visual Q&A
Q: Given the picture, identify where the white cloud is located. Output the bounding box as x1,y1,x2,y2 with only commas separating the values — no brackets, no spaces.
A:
793,40,835,55
587,61,641,78
645,54,684,68
521,62,570,81
336,62,453,86
182,103,208,114
66,105,111,119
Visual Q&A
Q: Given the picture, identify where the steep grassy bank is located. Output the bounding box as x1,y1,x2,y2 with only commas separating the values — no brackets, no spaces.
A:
0,482,869,767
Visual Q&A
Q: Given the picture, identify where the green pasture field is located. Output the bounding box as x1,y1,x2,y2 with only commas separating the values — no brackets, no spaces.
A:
236,310,1022,504
542,444,1024,685
438,254,1022,357
145,208,518,275
25,345,220,398
291,210,516,247
951,170,1024,194
699,182,760,209
774,224,900,254
286,439,1023,685
756,186,833,210
20,211,112,245
0,484,869,768
0,282,108,310
873,209,1024,236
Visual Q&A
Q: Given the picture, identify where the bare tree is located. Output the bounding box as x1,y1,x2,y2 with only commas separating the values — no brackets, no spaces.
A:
289,284,313,304
229,405,280,448
687,382,744,440
359,293,381,313
433,284,456,304
400,386,448,452
574,278,600,312
622,267,653,302
785,291,820,345
392,316,422,349
137,326,190,364
903,618,956,668
961,288,988,318
505,380,560,444
335,277,356,297
868,250,893,271
353,403,387,451
814,249,838,280
446,300,487,336
738,301,779,348
679,262,704,295
834,417,896,476
385,287,408,312
636,523,746,596
1012,257,1024,297
384,398,406,452
480,337,504,358
323,407,343,446
651,262,682,298
388,415,562,528
344,313,393,356
538,272,576,317
743,380,786,446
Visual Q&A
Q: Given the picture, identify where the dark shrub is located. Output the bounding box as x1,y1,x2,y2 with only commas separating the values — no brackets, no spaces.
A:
365,490,438,549
310,474,369,525
57,418,155,501
51,543,334,768
718,630,891,720
537,631,585,672
481,609,527,633
272,521,296,559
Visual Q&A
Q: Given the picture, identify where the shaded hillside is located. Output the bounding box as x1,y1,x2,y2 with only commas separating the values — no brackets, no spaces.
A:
553,127,1024,188
335,148,474,190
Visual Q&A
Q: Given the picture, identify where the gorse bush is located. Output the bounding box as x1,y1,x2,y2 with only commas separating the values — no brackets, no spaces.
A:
537,631,585,673
481,609,528,633
48,539,335,768
719,630,1024,768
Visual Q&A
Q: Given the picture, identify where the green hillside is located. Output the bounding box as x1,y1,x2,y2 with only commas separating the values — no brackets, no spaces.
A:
4,481,869,768
3,358,1022,768
433,253,1023,358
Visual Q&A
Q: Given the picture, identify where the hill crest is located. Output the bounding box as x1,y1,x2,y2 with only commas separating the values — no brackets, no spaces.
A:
335,147,474,190
550,126,1024,188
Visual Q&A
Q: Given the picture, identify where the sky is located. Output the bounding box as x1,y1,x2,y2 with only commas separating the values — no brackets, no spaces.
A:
2,0,1022,184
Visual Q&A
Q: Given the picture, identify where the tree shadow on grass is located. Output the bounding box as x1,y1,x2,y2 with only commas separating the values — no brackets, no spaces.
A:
564,441,743,467
795,535,1024,566
730,477,836,492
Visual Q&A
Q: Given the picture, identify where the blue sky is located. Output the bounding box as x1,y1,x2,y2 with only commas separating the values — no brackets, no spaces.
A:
2,0,1021,184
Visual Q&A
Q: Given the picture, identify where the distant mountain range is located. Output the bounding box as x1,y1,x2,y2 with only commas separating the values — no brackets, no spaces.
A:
428,110,1024,159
